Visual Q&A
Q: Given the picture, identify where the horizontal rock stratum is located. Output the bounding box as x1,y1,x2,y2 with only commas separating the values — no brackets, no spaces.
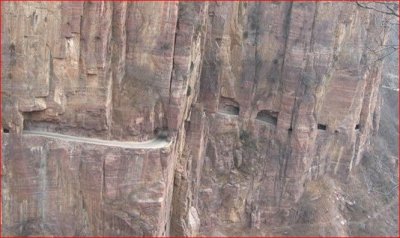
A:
1,1,398,236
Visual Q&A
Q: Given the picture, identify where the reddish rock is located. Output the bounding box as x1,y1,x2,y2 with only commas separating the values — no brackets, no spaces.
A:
1,1,396,236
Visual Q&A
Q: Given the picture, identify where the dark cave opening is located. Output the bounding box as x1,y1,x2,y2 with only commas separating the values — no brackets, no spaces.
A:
256,110,278,125
218,97,240,116
222,105,240,115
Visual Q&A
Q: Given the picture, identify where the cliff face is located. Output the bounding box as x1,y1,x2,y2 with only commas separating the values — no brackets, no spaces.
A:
1,2,397,236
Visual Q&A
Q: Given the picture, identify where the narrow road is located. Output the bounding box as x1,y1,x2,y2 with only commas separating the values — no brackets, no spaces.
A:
23,130,171,149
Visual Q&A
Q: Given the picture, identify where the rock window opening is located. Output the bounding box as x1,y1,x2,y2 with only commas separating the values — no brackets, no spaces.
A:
218,97,240,116
215,37,222,46
256,110,278,125
3,128,9,133
190,62,194,72
154,127,169,139
222,105,240,115
355,124,360,130
317,124,327,130
184,120,191,131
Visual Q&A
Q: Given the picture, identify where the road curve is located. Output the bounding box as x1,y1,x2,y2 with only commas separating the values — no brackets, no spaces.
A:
23,130,171,149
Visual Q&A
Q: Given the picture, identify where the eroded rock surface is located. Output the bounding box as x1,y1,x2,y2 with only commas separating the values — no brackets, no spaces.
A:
2,2,398,236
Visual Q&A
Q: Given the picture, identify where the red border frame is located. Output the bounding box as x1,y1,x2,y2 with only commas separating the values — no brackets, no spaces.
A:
0,0,398,237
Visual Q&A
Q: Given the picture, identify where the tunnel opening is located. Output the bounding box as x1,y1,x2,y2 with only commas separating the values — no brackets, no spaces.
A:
355,124,360,130
218,97,240,116
222,105,240,115
154,127,169,140
3,128,9,133
256,110,278,125
190,62,194,72
317,124,327,130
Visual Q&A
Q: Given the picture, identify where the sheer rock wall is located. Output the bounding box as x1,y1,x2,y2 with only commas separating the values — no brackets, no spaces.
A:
1,2,390,236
